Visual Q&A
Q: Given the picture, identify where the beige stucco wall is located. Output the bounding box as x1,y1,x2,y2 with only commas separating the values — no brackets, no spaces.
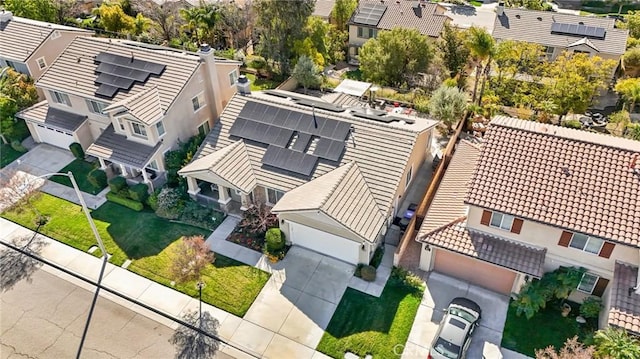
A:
278,211,364,243
215,62,241,109
348,25,375,48
74,121,93,150
26,30,91,80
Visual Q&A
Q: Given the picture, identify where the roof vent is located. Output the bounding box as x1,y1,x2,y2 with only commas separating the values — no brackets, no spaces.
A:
515,14,521,19
537,17,542,21
562,167,571,177
0,10,13,23
579,21,584,25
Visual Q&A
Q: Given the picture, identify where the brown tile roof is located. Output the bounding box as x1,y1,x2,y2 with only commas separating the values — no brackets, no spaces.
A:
465,116,640,247
609,261,640,335
353,0,450,38
420,218,547,277
86,124,161,168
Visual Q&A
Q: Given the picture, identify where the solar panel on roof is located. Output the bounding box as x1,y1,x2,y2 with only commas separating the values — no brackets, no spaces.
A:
295,99,345,113
94,52,166,99
262,145,318,176
550,22,606,39
291,133,312,152
95,84,119,98
313,138,345,162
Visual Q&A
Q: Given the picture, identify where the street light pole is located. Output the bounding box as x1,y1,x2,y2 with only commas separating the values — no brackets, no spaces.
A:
67,171,107,256
196,281,206,328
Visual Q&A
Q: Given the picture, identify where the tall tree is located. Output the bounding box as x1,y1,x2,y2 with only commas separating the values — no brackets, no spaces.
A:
428,84,468,133
438,23,470,79
216,2,253,50
623,47,640,77
331,0,357,31
466,26,495,105
180,2,220,45
615,77,640,111
5,0,57,23
358,28,434,87
132,12,152,36
505,0,551,11
134,0,181,43
594,327,640,359
292,55,321,93
255,0,314,75
619,10,640,38
95,2,135,34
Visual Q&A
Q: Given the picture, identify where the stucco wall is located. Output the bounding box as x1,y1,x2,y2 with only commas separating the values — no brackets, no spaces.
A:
278,211,365,243
26,30,90,80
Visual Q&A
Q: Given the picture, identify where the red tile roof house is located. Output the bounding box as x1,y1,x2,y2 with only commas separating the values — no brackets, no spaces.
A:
416,116,640,334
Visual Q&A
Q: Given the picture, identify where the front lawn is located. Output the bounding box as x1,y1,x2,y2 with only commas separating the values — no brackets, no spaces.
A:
129,244,270,317
317,269,424,358
502,300,596,356
0,143,26,168
49,159,106,194
242,73,280,91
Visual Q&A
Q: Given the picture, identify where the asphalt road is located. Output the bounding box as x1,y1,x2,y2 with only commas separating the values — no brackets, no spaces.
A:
1,268,235,359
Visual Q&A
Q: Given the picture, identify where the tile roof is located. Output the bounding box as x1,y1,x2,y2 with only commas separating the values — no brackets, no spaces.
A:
272,162,387,242
16,101,49,123
16,101,87,131
421,218,547,277
0,15,90,62
493,9,628,56
178,140,257,194
418,140,480,236
353,0,450,38
609,261,640,335
86,124,161,168
465,116,640,247
103,86,163,125
36,37,201,114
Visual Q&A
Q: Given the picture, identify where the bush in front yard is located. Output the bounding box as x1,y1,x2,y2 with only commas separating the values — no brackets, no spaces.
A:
155,187,184,219
108,176,128,194
10,140,27,152
180,200,225,230
361,265,377,282
146,188,160,211
87,168,107,188
128,183,149,202
580,296,602,319
69,142,84,160
106,192,143,211
265,228,285,254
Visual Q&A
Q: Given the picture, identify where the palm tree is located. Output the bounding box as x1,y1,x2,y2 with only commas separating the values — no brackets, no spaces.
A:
467,27,495,105
594,327,640,359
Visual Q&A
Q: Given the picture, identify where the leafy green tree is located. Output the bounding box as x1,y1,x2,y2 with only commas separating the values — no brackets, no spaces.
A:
620,10,640,38
505,0,552,10
292,55,321,93
627,123,640,140
616,77,640,111
331,0,357,31
294,16,347,66
606,0,637,14
131,13,152,36
594,327,640,359
467,26,495,105
95,2,135,34
623,47,640,77
493,40,545,80
428,84,468,132
359,28,434,87
5,0,57,23
180,2,220,45
1,68,38,142
255,0,314,75
438,23,470,79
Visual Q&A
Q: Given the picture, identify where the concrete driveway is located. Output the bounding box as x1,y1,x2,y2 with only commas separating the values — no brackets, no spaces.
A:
241,247,354,356
402,272,509,359
0,143,74,177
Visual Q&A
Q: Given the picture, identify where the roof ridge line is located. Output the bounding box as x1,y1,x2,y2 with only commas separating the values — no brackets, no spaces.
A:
418,216,468,241
319,162,355,209
467,227,547,253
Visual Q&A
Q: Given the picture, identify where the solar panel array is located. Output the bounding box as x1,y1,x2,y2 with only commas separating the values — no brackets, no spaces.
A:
550,22,606,40
229,101,351,176
93,52,166,98
352,3,387,26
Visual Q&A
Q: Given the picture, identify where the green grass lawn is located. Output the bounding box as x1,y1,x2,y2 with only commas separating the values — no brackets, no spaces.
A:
470,0,483,6
49,159,106,195
242,73,280,91
501,300,596,356
0,143,26,168
317,270,424,358
342,69,363,81
129,243,270,317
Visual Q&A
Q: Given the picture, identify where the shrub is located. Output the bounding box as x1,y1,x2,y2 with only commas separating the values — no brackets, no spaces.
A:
265,228,285,254
247,56,266,70
354,263,364,277
69,142,84,160
413,95,429,114
360,265,377,282
106,191,143,211
237,203,278,237
128,183,149,202
580,296,602,319
155,187,184,219
146,188,160,211
562,119,582,129
370,246,385,268
10,140,26,152
87,168,107,188
179,200,224,230
108,176,128,193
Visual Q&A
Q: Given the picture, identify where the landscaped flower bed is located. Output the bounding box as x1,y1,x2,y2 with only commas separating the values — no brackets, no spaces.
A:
227,230,264,252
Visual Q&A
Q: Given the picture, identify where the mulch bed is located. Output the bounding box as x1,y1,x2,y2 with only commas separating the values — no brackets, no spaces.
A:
227,232,264,253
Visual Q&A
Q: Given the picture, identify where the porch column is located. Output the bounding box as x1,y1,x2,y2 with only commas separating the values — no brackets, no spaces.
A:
119,163,128,177
217,185,232,205
240,193,251,211
98,158,107,169
186,177,201,196
141,169,153,192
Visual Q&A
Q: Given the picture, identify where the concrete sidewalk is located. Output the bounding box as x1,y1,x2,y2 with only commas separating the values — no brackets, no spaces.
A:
0,218,330,359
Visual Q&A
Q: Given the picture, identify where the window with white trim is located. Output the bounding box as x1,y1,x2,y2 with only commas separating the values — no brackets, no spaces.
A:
569,233,604,255
357,27,377,39
117,119,125,131
192,93,206,112
405,165,413,187
156,121,165,136
229,70,238,86
130,122,147,138
197,120,210,135
266,187,284,205
86,99,107,114
490,212,515,231
36,57,47,70
577,273,599,294
49,90,71,106
148,160,159,170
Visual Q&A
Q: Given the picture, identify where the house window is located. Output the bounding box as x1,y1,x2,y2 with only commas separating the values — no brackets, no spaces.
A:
192,93,206,112
569,233,604,255
357,27,376,39
577,273,599,294
118,119,125,131
197,120,210,135
36,57,47,70
50,90,71,106
405,165,413,187
86,99,107,114
544,46,554,60
490,212,515,231
148,160,159,170
156,121,165,136
266,187,284,205
357,27,363,38
369,28,376,38
130,122,147,138
228,70,238,86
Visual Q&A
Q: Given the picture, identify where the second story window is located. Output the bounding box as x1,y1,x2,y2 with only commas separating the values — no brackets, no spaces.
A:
357,27,376,39
266,187,284,205
86,99,107,115
156,121,165,136
130,122,147,138
480,209,524,234
50,90,71,106
490,212,514,231
569,233,603,254
229,70,238,86
36,57,47,70
192,93,206,112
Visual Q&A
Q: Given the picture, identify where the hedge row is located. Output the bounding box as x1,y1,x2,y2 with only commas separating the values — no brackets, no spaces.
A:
106,191,144,211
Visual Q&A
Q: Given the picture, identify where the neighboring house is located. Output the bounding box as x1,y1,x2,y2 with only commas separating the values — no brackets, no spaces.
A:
0,11,93,80
347,0,451,63
313,0,336,21
17,37,240,190
417,117,640,334
179,89,438,265
492,6,628,66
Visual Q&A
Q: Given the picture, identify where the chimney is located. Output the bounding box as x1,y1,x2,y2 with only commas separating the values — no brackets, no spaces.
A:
237,75,251,95
197,43,222,119
0,10,13,23
497,2,505,16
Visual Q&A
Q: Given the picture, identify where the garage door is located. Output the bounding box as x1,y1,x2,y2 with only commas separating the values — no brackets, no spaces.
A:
34,124,74,149
433,249,516,294
289,222,360,264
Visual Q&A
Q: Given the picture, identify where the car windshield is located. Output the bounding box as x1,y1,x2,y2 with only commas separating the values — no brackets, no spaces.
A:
433,337,460,359
449,307,476,323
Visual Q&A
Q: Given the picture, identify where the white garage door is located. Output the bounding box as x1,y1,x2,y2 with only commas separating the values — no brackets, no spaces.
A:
35,124,74,149
289,222,360,264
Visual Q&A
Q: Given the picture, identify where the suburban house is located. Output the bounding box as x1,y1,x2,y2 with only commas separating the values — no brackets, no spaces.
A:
347,0,451,63
17,37,240,189
0,10,93,80
416,117,640,334
492,6,628,66
179,89,438,265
